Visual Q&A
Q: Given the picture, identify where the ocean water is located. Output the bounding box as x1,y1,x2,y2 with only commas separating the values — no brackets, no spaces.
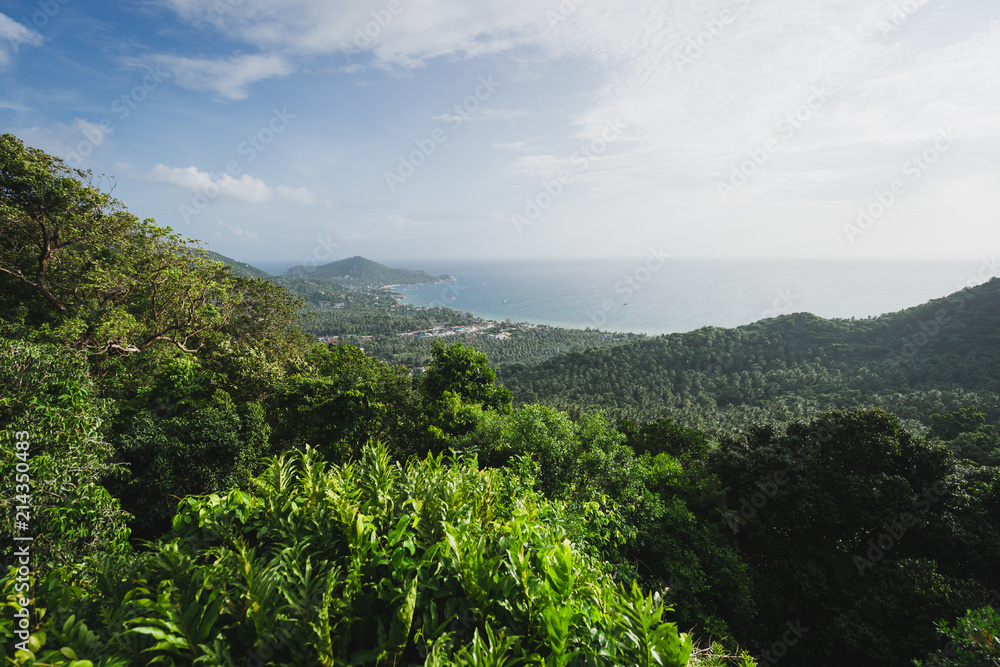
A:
390,258,997,335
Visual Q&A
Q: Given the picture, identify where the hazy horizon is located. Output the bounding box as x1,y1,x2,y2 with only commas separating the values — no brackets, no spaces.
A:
244,254,996,277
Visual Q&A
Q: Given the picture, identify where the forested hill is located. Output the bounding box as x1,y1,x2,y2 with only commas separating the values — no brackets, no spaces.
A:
504,278,1000,433
205,250,273,279
282,255,447,285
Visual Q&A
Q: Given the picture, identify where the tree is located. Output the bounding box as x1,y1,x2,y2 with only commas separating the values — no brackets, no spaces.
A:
0,133,301,357
0,338,131,572
108,355,271,540
928,406,987,440
268,344,416,462
420,341,511,413
710,408,966,666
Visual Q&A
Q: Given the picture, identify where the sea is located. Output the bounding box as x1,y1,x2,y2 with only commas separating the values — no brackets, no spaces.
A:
382,258,998,336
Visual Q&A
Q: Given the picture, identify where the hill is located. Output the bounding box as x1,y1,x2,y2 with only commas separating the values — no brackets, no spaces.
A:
204,250,273,279
504,278,1000,434
282,255,447,286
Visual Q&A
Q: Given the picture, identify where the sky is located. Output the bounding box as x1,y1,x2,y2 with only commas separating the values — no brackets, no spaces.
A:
1,0,998,269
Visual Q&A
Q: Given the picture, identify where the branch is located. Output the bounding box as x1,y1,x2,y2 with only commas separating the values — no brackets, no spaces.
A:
0,264,68,313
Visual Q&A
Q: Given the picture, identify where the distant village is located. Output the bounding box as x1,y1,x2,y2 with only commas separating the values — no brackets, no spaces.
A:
318,321,516,346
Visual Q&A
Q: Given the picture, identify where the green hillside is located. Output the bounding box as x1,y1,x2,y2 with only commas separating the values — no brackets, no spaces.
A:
204,249,273,279
283,255,446,286
505,278,1000,435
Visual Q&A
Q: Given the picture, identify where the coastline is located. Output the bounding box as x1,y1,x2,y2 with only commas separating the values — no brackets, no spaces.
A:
381,258,993,336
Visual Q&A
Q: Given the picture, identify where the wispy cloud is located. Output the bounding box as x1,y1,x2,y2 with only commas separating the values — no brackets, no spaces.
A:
217,220,260,242
156,0,547,66
491,140,535,151
124,53,293,100
433,108,529,124
0,13,42,70
277,185,317,205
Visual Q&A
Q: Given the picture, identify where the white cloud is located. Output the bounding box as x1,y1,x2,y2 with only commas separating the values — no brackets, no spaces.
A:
217,220,260,242
146,0,1000,259
125,53,293,100
149,164,272,203
277,185,317,205
75,118,113,141
0,100,28,111
0,13,42,70
157,0,547,67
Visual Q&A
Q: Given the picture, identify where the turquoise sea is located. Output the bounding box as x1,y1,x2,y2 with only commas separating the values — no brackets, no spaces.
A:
387,258,998,335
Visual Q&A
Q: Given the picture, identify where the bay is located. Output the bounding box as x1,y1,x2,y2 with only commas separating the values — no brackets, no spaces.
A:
390,258,996,335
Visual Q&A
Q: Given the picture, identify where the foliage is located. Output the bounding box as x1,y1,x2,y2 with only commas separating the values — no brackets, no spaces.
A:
0,338,131,573
0,443,694,666
464,405,753,641
915,605,1000,667
0,133,302,357
268,344,417,462
709,409,976,666
203,249,272,280
369,325,645,373
107,355,271,540
929,406,988,441
421,341,512,414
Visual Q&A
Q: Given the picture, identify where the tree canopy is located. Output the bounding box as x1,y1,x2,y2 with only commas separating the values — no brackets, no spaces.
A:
0,133,301,356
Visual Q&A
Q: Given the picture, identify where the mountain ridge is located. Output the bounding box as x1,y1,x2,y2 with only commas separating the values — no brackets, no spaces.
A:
282,255,449,286
204,250,273,280
502,277,1000,432
204,251,449,287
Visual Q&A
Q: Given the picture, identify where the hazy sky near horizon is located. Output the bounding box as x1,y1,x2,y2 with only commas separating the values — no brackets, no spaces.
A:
1,0,998,267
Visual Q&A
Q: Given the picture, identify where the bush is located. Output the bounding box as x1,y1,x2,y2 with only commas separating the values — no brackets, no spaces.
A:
0,443,694,666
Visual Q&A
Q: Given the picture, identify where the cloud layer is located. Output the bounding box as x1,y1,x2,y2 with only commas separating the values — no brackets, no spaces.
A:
0,13,42,70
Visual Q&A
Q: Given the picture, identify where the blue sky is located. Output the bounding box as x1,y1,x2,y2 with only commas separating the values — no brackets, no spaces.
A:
1,0,998,269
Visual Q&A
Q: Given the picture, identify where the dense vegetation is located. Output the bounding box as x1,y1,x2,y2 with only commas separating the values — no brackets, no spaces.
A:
369,327,646,374
3,133,1000,667
203,251,273,281
504,293,1000,440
